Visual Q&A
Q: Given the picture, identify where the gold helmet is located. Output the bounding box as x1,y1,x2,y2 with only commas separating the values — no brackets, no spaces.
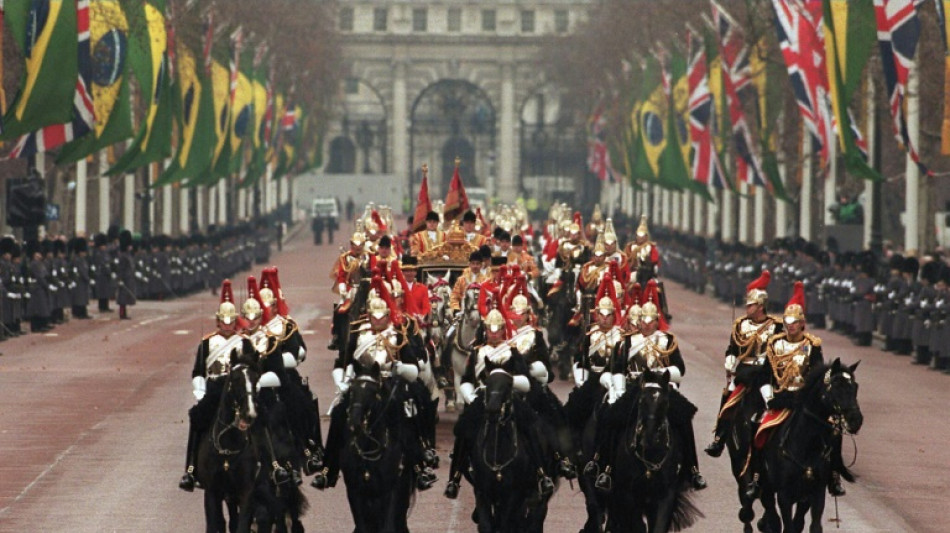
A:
350,231,366,247
484,308,507,333
216,280,239,324
745,271,771,306
640,301,659,323
636,214,650,238
626,304,643,324
242,298,262,321
368,296,390,319
511,294,530,315
603,218,618,246
783,281,806,324
259,287,276,307
597,295,616,315
593,233,606,257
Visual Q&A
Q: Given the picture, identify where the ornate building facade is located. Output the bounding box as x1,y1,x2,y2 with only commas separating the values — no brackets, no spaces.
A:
324,0,596,207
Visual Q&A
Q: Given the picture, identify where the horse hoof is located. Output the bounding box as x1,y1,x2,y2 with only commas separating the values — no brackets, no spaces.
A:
445,400,456,413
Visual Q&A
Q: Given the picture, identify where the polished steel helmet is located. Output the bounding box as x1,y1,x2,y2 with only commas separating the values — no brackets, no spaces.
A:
368,296,390,319
216,301,238,324
597,296,616,315
484,309,506,332
242,298,262,321
510,294,530,315
640,301,659,323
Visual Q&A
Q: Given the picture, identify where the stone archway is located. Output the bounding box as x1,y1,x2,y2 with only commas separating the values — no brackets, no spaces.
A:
409,79,495,199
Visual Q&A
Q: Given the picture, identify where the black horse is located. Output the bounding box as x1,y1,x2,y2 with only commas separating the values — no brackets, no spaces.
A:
723,385,766,533
604,370,703,533
341,363,415,533
252,397,310,533
195,359,262,533
758,359,863,533
465,370,541,533
576,407,609,533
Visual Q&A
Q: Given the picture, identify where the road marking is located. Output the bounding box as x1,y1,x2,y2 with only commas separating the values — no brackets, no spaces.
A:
446,498,462,533
139,314,170,326
0,443,78,518
173,330,191,335
43,333,59,337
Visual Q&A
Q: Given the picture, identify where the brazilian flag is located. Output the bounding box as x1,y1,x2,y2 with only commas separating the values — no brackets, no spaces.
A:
631,56,664,183
107,0,174,175
227,51,254,175
273,104,300,180
1,0,78,140
240,74,269,188
57,0,134,164
823,0,880,181
207,59,231,178
155,44,215,187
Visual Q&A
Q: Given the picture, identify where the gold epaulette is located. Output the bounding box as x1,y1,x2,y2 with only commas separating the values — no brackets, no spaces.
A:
804,332,822,347
766,331,787,344
202,331,217,341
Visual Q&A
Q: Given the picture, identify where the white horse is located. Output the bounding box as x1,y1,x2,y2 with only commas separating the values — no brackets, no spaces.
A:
445,286,482,412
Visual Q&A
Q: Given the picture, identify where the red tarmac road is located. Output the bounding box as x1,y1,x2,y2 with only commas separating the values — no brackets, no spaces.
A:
0,225,946,532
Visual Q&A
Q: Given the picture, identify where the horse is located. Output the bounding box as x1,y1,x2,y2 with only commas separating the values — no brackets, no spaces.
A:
757,359,863,533
576,405,609,533
446,286,483,408
723,384,767,533
195,359,262,533
340,362,415,533
604,370,703,533
466,370,538,533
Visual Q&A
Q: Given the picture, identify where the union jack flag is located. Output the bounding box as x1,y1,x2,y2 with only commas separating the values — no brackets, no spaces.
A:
711,0,769,189
229,26,243,106
771,0,834,166
687,32,727,189
587,107,614,182
9,0,94,159
874,0,931,175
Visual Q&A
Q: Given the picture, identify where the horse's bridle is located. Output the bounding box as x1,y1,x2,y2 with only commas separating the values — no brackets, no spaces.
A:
480,398,519,476
630,383,672,475
348,375,394,462
212,364,255,456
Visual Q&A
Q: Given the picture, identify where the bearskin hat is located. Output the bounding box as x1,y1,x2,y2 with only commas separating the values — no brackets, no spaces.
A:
119,229,133,251
0,236,15,256
462,210,477,223
921,260,941,284
888,254,904,272
107,224,120,242
902,256,920,276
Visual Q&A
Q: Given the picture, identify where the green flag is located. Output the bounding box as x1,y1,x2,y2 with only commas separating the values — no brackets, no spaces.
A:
156,44,215,187
107,0,173,176
822,0,880,181
57,0,135,164
660,46,713,201
240,72,269,188
631,56,664,183
1,0,78,140
749,36,791,202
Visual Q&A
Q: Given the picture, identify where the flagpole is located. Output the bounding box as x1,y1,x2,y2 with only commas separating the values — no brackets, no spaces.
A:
800,121,814,241
706,187,718,238
76,158,88,236
863,75,875,250
738,181,749,243
775,110,788,239
905,57,920,252
754,182,765,245
179,184,189,235
824,128,838,228
125,168,136,233
99,150,111,233
722,164,735,243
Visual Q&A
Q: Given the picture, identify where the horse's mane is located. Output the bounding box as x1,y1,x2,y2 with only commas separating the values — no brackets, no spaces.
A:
795,362,836,406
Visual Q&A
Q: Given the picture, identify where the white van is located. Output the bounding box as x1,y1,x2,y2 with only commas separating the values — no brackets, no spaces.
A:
311,197,340,224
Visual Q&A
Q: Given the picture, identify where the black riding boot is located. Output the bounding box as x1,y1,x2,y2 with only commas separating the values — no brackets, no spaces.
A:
593,427,617,493
525,425,555,497
444,436,470,499
705,390,730,457
328,306,341,350
312,402,345,490
828,433,851,496
744,448,761,499
179,426,200,492
678,420,707,490
303,397,326,476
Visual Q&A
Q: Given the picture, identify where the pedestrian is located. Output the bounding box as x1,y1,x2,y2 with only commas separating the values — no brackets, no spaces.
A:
345,196,355,222
312,216,324,245
326,215,335,244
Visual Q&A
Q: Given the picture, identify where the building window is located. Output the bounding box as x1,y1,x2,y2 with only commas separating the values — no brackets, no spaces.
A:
339,7,354,32
482,9,496,32
413,8,427,32
448,8,462,32
344,78,359,95
521,10,535,33
555,10,569,33
373,8,388,32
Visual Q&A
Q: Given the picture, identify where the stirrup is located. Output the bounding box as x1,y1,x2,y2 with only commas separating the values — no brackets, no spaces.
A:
583,459,600,477
829,473,846,496
416,466,438,491
538,474,555,497
704,437,725,458
179,471,196,492
444,480,460,499
595,467,612,493
303,447,325,475
558,457,577,480
311,468,334,490
691,468,708,490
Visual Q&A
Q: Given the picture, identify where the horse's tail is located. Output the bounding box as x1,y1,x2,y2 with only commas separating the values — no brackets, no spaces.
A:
668,487,704,532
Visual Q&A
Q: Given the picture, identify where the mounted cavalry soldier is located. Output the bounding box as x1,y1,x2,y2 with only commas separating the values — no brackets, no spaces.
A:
444,307,557,500
746,282,847,499
602,219,630,285
258,267,325,478
329,230,370,350
316,274,437,492
705,270,782,457
594,280,707,492
179,280,258,492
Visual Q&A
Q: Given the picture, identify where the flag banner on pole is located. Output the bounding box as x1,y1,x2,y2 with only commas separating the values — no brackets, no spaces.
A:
749,36,791,202
874,0,931,175
688,31,727,190
711,0,770,191
0,0,78,140
412,165,433,233
822,0,882,181
9,0,93,158
208,58,231,179
443,158,470,221
771,0,835,167
936,0,950,154
57,0,133,165
587,106,614,182
107,0,173,175
158,44,216,187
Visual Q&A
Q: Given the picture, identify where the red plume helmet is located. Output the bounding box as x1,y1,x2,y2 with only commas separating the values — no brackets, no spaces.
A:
246,275,271,324
221,279,234,305
784,281,806,323
216,279,239,325
261,266,290,317
643,279,669,331
627,282,643,307
745,270,771,306
371,210,387,232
